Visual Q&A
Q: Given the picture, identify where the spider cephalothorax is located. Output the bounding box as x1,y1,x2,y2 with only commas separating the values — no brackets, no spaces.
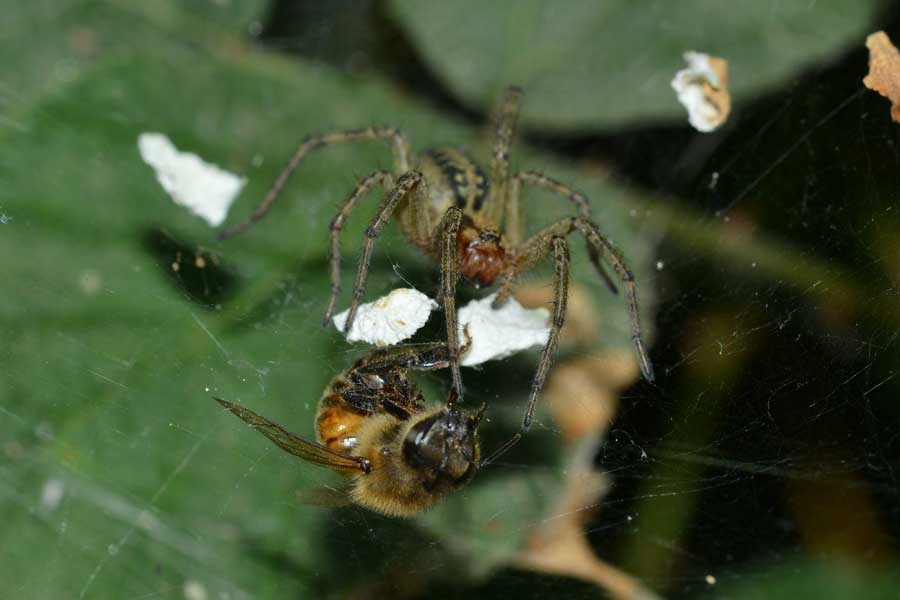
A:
454,217,507,288
220,86,654,431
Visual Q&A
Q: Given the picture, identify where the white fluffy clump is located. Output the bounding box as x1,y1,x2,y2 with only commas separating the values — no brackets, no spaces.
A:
333,288,438,347
137,132,245,226
332,288,551,363
671,51,731,132
457,292,550,366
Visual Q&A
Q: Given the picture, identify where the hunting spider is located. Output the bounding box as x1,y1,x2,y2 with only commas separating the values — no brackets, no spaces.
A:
220,86,654,431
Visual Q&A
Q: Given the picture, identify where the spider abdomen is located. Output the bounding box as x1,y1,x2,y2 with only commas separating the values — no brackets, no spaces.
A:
419,147,490,220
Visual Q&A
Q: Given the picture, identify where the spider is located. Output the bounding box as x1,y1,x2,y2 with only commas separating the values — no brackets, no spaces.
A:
219,86,654,431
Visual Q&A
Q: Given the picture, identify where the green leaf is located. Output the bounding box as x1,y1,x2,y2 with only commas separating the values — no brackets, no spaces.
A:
387,0,879,129
0,1,656,597
165,0,269,34
0,0,268,118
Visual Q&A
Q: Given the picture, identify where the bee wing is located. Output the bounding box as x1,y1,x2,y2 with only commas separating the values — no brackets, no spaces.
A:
214,398,370,474
296,485,354,508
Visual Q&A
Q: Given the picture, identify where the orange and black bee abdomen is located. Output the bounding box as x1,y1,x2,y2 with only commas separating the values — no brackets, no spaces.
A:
316,387,368,453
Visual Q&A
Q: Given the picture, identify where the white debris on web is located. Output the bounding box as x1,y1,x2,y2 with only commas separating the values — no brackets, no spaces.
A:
333,288,438,347
40,478,65,512
458,292,550,366
137,132,245,227
671,51,731,132
332,288,550,361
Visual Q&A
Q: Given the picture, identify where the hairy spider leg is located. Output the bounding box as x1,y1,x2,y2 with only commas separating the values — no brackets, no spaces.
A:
519,236,570,431
485,86,522,223
502,171,618,295
219,127,411,239
573,216,654,383
437,206,464,398
421,86,524,400
324,170,393,325
342,171,428,334
499,216,655,408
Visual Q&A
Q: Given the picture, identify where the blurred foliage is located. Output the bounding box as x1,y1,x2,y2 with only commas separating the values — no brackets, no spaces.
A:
0,0,266,113
0,0,654,597
713,558,900,599
387,0,880,129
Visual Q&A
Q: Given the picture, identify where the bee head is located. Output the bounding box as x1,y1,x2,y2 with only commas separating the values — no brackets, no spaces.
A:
402,407,482,490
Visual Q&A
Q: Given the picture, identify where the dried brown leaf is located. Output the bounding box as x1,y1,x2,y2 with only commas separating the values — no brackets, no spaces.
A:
671,52,731,132
515,442,661,600
544,352,638,443
513,280,650,595
863,31,900,122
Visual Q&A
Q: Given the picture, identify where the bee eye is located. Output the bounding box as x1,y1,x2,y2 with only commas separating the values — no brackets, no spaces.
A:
402,416,439,467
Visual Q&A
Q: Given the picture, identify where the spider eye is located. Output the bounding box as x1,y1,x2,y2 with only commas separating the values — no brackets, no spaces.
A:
479,230,500,243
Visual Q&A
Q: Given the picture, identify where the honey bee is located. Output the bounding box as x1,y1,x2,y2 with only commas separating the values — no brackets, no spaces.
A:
215,339,518,517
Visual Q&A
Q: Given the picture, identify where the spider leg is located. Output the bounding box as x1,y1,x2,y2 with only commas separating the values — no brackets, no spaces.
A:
492,266,518,309
323,170,393,326
437,206,465,398
396,172,438,244
522,236,569,431
343,171,425,334
485,86,522,218
506,171,618,295
506,216,654,388
219,127,411,239
571,216,654,382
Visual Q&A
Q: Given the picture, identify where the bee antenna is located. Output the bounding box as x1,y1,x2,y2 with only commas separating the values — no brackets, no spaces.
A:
479,433,521,469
